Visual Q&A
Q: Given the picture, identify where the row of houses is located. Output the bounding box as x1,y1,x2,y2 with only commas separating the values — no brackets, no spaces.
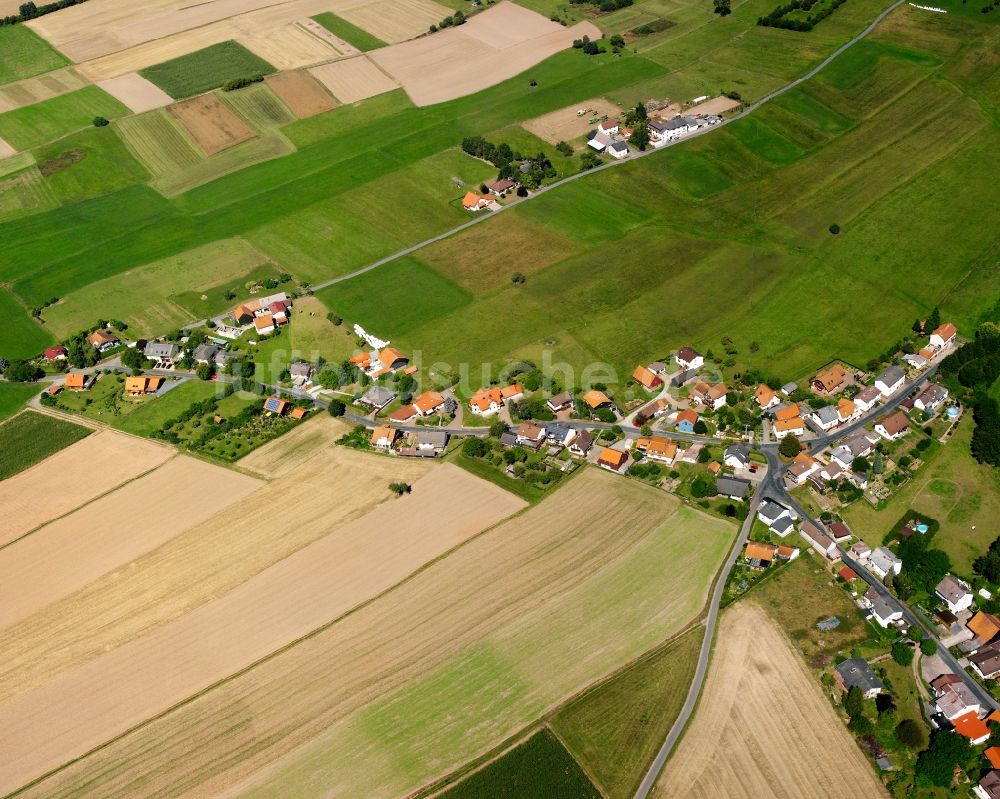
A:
230,293,293,337
369,426,449,455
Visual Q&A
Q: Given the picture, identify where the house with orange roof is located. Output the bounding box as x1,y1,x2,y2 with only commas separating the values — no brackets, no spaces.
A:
811,363,847,394
371,426,399,450
930,322,957,350
88,329,119,353
413,391,445,416
632,365,662,391
774,416,805,439
64,372,93,391
254,314,275,335
232,304,255,325
691,381,728,411
263,396,290,415
774,403,801,422
597,447,628,472
986,747,1000,769
645,436,677,465
969,611,1000,644
953,710,991,745
675,408,699,433
462,192,492,211
754,384,780,410
500,384,524,402
468,384,522,416
744,541,778,569
582,390,614,411
836,397,859,423
289,407,309,420
124,376,163,396
388,405,417,423
786,452,820,485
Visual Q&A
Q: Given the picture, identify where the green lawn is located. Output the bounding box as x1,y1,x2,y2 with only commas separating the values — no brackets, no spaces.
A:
113,380,222,437
436,729,600,799
450,450,550,504
551,626,704,799
0,286,53,360
139,41,276,100
0,410,90,480
0,381,39,422
0,86,129,151
312,12,387,52
0,25,68,84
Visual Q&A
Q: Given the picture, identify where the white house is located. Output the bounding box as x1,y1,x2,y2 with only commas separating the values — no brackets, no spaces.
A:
936,574,974,614
868,547,902,579
811,405,841,431
830,445,855,471
758,500,794,531
648,116,689,144
875,411,909,441
773,417,805,439
607,141,629,159
915,383,949,414
975,770,1000,799
868,591,904,628
724,443,750,470
675,346,703,371
929,322,957,350
850,541,872,562
853,385,882,413
597,119,619,136
874,365,905,397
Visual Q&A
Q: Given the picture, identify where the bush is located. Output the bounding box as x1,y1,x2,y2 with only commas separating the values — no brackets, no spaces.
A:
222,74,264,91
779,434,801,458
92,116,109,127
389,481,411,496
891,641,914,666
896,718,926,750
829,223,840,234
462,437,487,458
327,399,345,417
920,638,937,656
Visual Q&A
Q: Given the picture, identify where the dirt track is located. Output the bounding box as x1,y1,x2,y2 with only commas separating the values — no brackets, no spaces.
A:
653,602,888,799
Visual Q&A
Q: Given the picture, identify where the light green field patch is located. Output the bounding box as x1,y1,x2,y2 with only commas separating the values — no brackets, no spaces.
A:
659,148,735,198
0,151,34,178
773,87,854,134
0,86,129,151
518,179,653,245
34,126,150,204
726,115,804,164
116,108,204,179
928,478,959,498
0,164,58,224
42,238,275,338
0,285,53,359
113,380,222,437
0,381,38,422
0,25,68,84
311,12,387,52
218,83,294,130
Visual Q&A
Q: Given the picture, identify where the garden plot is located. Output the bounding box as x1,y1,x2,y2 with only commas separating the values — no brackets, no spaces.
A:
96,72,173,113
168,94,255,156
265,68,338,117
309,56,399,103
369,2,602,106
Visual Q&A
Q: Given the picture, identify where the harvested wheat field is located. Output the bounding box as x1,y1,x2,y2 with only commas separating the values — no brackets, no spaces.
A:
239,21,350,71
369,2,601,106
333,0,447,43
13,470,735,799
523,97,625,145
96,72,173,113
653,602,888,799
0,456,261,630
309,56,399,103
0,457,524,794
0,67,89,114
0,136,15,158
0,429,172,546
265,69,337,117
168,94,255,155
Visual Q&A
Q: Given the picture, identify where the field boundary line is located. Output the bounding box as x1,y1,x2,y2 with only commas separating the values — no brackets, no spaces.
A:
307,0,908,295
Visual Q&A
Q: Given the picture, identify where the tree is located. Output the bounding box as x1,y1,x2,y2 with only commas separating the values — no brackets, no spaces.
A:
975,536,1000,583
195,362,213,381
896,718,926,750
3,360,41,382
891,641,914,666
462,437,487,458
920,638,937,656
693,419,708,435
19,2,37,19
779,434,801,458
389,482,411,496
629,120,650,151
92,116,109,127
690,476,716,498
120,348,144,370
489,419,507,438
852,456,870,473
327,399,345,417
829,223,840,235
697,447,711,463
713,0,732,15
915,729,969,787
511,272,526,285
843,685,864,718
927,306,941,332
609,33,625,47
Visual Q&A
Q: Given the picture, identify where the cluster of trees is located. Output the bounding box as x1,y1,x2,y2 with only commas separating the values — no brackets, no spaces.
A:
2,360,43,382
893,525,950,599
569,0,633,12
940,323,1000,465
571,34,605,55
461,435,562,488
429,9,465,31
0,0,87,27
914,729,975,786
713,0,732,15
222,74,264,92
974,535,1000,584
460,136,556,188
757,0,846,30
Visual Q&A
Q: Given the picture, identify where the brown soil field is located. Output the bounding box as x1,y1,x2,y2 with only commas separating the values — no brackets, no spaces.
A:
686,95,742,116
369,2,602,107
14,471,735,799
0,429,172,547
0,136,15,158
96,72,173,113
0,461,525,794
333,0,448,44
168,94,255,156
522,96,625,145
265,69,338,118
308,56,399,104
653,602,889,799
0,67,88,114
0,456,261,630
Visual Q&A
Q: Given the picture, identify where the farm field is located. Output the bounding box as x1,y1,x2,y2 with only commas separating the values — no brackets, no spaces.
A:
140,41,276,100
0,85,129,151
551,627,704,799
652,602,888,799
0,25,67,84
168,93,257,155
265,69,338,117
0,410,90,482
0,425,172,545
111,380,223,437
843,416,1000,574
312,10,387,52
95,72,173,113
0,382,38,421
10,468,734,798
0,67,88,114
0,286,53,359
0,455,260,629
308,56,399,103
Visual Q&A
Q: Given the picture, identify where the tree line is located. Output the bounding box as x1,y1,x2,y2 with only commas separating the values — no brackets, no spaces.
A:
1,0,87,27
939,323,1000,465
460,136,556,189
756,0,846,31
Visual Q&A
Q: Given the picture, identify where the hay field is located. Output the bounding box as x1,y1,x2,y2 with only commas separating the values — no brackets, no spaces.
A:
240,20,353,71
333,0,447,44
369,2,601,106
0,67,88,114
523,97,625,145
169,94,256,156
265,69,337,117
0,456,524,793
653,602,888,799
0,429,172,546
15,470,735,798
0,456,261,630
309,56,399,103
96,72,173,113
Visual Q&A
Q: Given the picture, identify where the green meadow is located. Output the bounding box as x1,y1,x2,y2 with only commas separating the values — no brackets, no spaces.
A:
0,86,129,150
312,12,387,51
0,382,39,422
0,25,67,85
139,41,276,99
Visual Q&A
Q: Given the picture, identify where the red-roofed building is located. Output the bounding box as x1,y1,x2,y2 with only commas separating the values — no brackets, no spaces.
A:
838,566,858,582
985,747,1000,769
953,711,991,745
43,345,67,361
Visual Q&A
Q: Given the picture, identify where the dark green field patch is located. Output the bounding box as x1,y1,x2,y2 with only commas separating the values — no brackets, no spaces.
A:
0,86,130,151
519,180,653,244
312,12,387,51
659,148,736,198
34,126,150,204
0,382,38,422
317,256,472,337
139,41,276,100
0,286,53,360
774,86,854,134
437,729,600,799
0,410,90,481
726,115,804,164
0,25,68,84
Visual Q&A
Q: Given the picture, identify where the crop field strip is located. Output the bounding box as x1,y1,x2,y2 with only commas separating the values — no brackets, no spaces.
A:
7,468,734,798
0,25,68,85
0,411,91,482
0,85,129,151
0,67,88,114
139,41,277,100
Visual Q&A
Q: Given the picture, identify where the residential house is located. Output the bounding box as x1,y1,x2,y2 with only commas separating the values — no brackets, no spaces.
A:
370,426,399,450
671,368,700,387
972,642,1000,680
145,342,180,364
63,373,93,391
953,711,991,745
987,748,1000,770
758,500,793,529
413,391,445,417
854,385,882,412
43,345,67,361
254,315,275,336
546,391,573,413
289,362,315,387
587,131,611,152
774,416,805,439
915,383,949,414
836,397,860,423
365,347,408,377
929,322,957,350
582,390,614,413
864,587,903,628
827,521,853,543
812,363,847,394
598,118,619,136
387,405,417,423
780,381,798,396
817,460,844,485
649,116,689,143
786,452,820,485
754,384,780,410
597,447,628,472
744,541,778,569
934,679,980,720
193,343,220,365
839,566,858,582
516,421,547,449
675,408,699,433
545,423,574,448
936,574,974,614
692,381,728,411
869,547,902,579
834,657,884,698
850,541,872,562
645,436,677,465
875,411,910,441
776,545,800,560
632,365,663,391
88,330,119,353
469,387,506,416
289,407,309,420
675,347,704,371
485,178,516,196
263,396,290,415
975,770,1000,799
124,376,163,396
874,365,906,397
800,522,839,560
417,430,449,451
607,141,629,159
462,192,492,211
232,304,255,325
829,445,856,470
635,398,670,425
568,429,594,457
358,386,397,411
811,405,841,432
968,611,1000,648
724,443,750,470
716,476,750,501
